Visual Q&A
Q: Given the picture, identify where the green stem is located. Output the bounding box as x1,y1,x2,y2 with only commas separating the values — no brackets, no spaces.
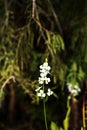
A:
43,99,48,130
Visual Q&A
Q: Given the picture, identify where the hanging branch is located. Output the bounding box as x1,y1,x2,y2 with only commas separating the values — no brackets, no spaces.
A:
1,76,15,91
47,0,63,36
31,0,47,32
32,0,36,18
4,0,9,26
0,76,15,108
31,0,53,35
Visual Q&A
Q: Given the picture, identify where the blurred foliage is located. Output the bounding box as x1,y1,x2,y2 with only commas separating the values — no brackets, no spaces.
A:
0,0,87,129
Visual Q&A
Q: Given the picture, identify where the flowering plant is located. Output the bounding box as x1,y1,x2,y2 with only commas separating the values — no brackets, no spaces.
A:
35,59,53,98
35,59,53,130
67,82,81,97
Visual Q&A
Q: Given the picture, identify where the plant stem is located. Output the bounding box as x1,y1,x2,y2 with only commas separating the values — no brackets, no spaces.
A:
43,99,48,130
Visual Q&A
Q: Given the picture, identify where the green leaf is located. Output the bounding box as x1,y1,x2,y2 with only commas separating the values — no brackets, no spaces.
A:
50,122,60,130
71,62,77,72
59,68,65,81
63,98,71,130
50,33,65,54
57,34,65,51
0,89,5,106
77,67,85,81
53,74,57,84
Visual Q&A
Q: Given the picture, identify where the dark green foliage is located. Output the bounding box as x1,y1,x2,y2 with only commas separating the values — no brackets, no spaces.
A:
0,0,87,129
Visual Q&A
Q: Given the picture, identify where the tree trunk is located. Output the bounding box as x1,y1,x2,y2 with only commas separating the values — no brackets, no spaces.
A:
70,98,78,130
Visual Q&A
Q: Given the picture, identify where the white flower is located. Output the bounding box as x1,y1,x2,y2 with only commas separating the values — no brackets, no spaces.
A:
38,60,51,85
71,89,78,96
40,72,47,78
44,77,51,84
40,62,51,72
35,86,42,92
38,77,44,84
40,62,51,70
47,88,53,96
67,83,81,96
67,83,72,92
43,62,48,67
36,59,53,98
74,85,81,92
37,89,46,98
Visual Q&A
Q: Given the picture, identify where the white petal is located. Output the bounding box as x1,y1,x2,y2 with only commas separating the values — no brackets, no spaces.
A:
47,88,53,96
43,62,48,67
38,80,44,84
40,72,47,78
39,89,43,93
74,85,78,89
42,93,46,97
38,77,45,84
47,78,51,82
40,65,43,69
47,66,51,71
35,87,42,92
45,77,51,84
37,93,41,97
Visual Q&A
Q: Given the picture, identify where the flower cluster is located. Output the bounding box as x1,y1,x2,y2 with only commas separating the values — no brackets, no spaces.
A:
38,61,51,84
67,83,81,97
35,59,53,98
36,88,53,98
